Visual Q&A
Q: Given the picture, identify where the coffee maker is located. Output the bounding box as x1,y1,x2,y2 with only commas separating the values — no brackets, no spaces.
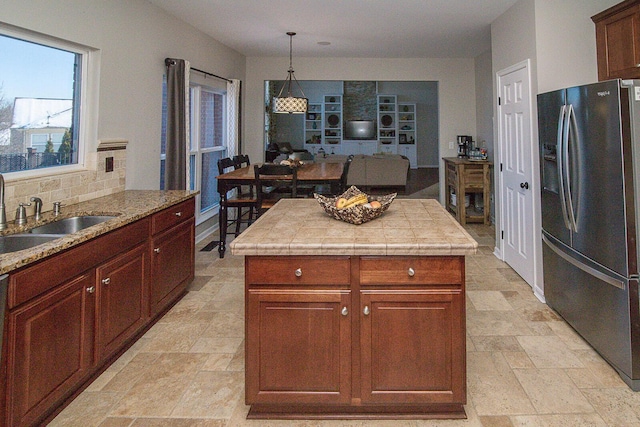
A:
457,135,472,158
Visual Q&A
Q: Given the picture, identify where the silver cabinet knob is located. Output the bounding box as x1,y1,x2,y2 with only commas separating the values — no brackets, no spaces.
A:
154,247,161,253
174,211,182,217
294,268,302,277
341,306,348,316
86,286,95,294
408,267,415,277
101,277,110,285
363,305,370,315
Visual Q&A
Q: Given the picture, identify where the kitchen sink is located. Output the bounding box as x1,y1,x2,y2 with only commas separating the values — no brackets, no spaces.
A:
28,215,117,235
0,234,63,254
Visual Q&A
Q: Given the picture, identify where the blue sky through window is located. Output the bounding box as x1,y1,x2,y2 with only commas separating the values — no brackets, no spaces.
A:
0,34,75,101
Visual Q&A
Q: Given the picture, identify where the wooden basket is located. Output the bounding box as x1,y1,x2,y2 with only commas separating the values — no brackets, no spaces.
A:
314,186,396,225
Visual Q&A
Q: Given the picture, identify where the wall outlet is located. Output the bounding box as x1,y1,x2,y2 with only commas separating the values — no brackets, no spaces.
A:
105,156,114,172
449,141,455,150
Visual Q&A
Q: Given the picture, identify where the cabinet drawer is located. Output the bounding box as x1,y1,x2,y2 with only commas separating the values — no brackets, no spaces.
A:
463,168,485,188
246,256,350,286
151,199,195,235
360,256,464,285
9,218,150,308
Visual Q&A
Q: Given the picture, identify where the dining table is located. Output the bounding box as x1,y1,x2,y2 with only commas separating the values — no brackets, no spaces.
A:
215,161,343,258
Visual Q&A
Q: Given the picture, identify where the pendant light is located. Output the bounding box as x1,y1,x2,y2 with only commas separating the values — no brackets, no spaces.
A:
273,32,308,114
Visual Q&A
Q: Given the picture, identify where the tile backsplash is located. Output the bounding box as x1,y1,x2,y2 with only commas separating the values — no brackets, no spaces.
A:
2,150,126,222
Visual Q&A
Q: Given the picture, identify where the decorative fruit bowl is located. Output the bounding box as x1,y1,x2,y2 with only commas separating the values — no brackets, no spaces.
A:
314,186,396,225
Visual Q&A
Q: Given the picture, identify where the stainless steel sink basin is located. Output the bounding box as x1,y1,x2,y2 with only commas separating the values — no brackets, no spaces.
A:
29,215,117,235
0,234,62,254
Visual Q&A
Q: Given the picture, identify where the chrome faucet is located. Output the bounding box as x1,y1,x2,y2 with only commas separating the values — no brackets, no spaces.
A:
53,201,63,216
30,197,43,221
0,174,6,230
15,202,31,226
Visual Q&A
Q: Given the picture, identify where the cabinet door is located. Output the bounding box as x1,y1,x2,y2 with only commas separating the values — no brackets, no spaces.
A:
246,289,351,404
150,219,194,316
360,289,465,404
7,273,95,427
595,5,640,80
96,244,148,359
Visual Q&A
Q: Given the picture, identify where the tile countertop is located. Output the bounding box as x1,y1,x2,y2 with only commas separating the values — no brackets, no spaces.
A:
230,198,478,256
0,190,196,275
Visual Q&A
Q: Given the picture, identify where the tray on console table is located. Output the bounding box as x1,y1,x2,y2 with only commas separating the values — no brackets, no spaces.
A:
231,199,477,420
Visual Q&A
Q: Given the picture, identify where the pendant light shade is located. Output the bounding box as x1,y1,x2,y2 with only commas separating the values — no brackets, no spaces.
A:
273,32,308,114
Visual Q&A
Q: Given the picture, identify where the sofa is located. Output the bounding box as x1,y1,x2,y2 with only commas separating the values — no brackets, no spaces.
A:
316,153,409,190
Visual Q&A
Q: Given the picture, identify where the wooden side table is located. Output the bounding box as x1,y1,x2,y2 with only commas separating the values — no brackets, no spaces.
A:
443,157,492,225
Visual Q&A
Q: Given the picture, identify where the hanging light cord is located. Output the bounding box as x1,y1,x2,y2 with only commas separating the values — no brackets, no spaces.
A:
276,32,306,99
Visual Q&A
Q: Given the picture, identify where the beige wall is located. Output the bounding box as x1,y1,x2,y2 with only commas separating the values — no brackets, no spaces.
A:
534,0,619,93
245,56,477,202
490,0,620,297
1,0,246,201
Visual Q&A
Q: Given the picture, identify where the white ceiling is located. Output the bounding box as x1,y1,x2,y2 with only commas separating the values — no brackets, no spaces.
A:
147,0,520,58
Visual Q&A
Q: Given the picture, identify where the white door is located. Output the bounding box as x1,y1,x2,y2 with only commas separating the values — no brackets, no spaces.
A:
497,61,535,286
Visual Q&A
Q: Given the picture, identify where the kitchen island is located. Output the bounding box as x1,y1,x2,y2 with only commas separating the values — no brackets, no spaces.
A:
230,198,477,419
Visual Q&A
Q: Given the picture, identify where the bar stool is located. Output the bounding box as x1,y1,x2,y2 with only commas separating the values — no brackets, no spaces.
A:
217,157,256,236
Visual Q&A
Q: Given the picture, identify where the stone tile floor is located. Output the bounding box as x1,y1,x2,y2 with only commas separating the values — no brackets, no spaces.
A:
50,224,640,426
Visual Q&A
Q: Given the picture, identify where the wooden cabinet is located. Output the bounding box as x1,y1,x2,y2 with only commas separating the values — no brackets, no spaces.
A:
2,198,195,426
246,289,352,405
360,290,464,404
592,0,640,80
444,157,492,225
6,273,95,427
149,199,195,316
244,255,466,419
96,244,148,360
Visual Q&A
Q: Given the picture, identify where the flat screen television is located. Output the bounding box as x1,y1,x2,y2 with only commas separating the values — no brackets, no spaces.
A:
345,120,376,140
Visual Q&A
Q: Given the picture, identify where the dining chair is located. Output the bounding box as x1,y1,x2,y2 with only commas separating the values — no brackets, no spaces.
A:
338,155,354,193
232,154,254,197
315,155,353,196
232,154,250,169
217,157,256,236
254,163,297,216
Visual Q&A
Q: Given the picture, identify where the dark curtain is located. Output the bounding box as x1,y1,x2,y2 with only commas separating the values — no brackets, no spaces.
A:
164,58,188,190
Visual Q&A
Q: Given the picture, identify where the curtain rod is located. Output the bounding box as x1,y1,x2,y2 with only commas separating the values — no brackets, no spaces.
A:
190,67,232,83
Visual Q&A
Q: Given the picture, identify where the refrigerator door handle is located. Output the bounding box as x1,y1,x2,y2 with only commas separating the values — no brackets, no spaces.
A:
542,234,625,290
557,105,572,230
563,104,578,232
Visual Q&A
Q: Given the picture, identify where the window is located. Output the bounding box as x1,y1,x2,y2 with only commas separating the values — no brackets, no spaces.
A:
190,85,227,222
160,76,227,224
0,26,88,175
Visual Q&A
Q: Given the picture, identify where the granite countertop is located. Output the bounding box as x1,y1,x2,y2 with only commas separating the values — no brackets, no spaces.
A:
230,198,478,256
0,190,196,274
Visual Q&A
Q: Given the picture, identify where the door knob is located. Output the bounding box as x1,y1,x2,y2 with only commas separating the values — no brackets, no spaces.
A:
520,182,529,190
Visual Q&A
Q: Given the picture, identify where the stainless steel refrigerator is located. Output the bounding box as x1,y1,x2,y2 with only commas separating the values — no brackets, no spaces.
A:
538,79,640,391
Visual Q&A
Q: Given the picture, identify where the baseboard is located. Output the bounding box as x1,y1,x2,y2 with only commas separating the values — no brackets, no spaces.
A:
196,221,218,244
